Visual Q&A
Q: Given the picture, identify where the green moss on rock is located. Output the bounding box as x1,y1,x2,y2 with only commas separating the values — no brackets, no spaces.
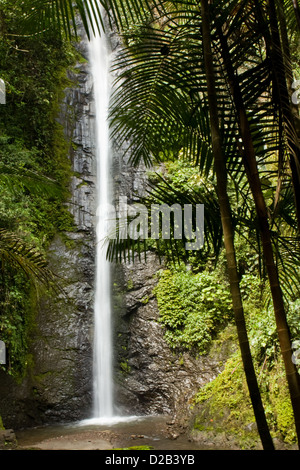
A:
154,267,233,353
192,351,297,448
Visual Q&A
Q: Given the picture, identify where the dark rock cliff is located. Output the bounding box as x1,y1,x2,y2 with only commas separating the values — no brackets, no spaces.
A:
112,252,228,423
0,32,96,429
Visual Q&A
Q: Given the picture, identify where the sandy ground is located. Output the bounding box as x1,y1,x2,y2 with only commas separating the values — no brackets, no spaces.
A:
19,429,119,450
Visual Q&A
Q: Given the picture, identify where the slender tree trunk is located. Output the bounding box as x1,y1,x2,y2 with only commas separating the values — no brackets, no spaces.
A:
200,0,275,450
216,22,300,447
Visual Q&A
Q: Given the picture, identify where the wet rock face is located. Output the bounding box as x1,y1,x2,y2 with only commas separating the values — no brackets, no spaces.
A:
30,37,97,424
0,31,97,429
112,253,226,420
26,34,98,425
0,429,17,450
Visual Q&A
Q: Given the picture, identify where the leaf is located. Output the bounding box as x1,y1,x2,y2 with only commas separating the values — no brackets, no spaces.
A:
0,229,61,293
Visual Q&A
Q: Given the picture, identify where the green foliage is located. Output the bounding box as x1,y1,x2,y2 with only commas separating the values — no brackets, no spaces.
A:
190,269,300,446
120,360,131,375
267,358,297,444
194,351,297,446
0,4,78,378
155,240,299,445
0,270,32,377
194,354,255,424
0,11,77,246
154,266,233,352
20,0,105,40
237,273,300,368
157,158,211,191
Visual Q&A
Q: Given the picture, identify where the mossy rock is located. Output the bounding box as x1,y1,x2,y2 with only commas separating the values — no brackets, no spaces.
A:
191,351,298,449
0,429,17,450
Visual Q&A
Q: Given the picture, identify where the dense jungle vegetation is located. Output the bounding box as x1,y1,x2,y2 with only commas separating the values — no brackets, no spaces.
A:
0,2,78,377
0,0,300,450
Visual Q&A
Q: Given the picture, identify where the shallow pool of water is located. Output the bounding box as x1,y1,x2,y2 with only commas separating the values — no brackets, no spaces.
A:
15,415,220,450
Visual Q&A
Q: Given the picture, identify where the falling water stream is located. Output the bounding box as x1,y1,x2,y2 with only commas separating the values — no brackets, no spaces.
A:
88,17,114,421
78,12,142,428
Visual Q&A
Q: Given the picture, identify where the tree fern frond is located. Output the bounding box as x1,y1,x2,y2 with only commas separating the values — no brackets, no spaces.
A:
0,229,60,292
0,163,61,198
20,0,105,39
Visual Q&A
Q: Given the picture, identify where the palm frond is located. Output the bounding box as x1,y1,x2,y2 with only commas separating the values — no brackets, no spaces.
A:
0,163,61,198
19,0,160,39
106,166,222,264
0,229,60,292
20,0,105,39
281,0,300,31
109,19,217,173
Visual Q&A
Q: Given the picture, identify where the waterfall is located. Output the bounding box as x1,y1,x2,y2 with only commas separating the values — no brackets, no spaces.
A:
88,21,114,420
79,14,139,428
